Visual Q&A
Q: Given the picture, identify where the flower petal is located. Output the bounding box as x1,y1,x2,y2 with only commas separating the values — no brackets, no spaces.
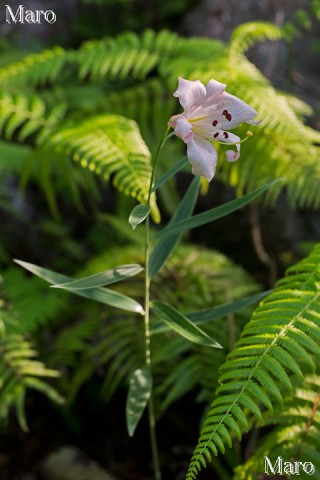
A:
174,116,194,142
173,77,206,115
215,92,259,130
190,80,226,119
218,131,241,162
204,79,226,101
187,138,218,181
226,150,240,162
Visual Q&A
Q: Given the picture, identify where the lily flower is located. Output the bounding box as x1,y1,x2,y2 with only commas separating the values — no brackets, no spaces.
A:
168,77,259,181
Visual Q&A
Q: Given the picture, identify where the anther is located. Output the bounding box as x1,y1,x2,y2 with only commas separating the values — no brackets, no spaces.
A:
223,132,229,138
213,132,219,138
212,120,218,127
226,113,232,121
222,109,228,116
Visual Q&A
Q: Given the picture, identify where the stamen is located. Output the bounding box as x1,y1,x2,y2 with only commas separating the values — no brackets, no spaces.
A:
215,131,254,147
212,110,230,129
213,132,219,138
223,132,229,138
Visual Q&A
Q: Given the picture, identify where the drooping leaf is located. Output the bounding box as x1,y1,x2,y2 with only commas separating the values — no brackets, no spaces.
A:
149,176,200,277
151,156,188,192
14,260,144,314
151,301,222,348
129,204,151,230
151,290,270,334
52,264,143,290
155,180,282,240
126,368,152,437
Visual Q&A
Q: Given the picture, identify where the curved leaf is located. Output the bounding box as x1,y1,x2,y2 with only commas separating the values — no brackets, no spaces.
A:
14,260,144,314
151,290,269,334
129,204,151,230
155,180,282,240
149,176,200,277
126,368,152,437
151,301,222,349
52,264,143,290
151,156,188,193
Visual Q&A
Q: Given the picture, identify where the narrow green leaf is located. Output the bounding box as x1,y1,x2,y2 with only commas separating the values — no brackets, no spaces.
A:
64,286,144,313
188,291,269,325
15,385,28,432
151,291,270,334
14,260,144,314
52,264,143,290
152,156,188,192
151,301,222,348
129,204,151,230
155,180,282,240
24,378,65,405
149,176,200,278
14,259,70,285
126,368,152,437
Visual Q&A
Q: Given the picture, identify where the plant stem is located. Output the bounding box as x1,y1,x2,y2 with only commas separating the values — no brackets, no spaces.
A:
144,214,161,480
143,127,170,480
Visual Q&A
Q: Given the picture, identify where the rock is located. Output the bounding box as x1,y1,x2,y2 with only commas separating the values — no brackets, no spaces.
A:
39,446,117,480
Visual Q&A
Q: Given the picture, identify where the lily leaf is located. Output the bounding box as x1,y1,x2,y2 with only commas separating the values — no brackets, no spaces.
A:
151,156,188,192
155,180,282,240
151,290,270,334
149,176,200,278
129,204,151,230
151,301,222,348
14,260,144,314
126,368,152,437
52,264,143,290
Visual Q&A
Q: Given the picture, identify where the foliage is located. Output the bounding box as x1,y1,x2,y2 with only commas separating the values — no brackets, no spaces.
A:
186,242,320,479
0,18,320,480
0,299,64,431
0,24,319,213
234,375,320,480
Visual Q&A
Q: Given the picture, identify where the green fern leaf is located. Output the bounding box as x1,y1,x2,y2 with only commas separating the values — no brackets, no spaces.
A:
0,47,68,89
229,21,285,57
44,114,159,219
0,91,66,144
186,243,320,479
234,374,320,480
0,331,63,431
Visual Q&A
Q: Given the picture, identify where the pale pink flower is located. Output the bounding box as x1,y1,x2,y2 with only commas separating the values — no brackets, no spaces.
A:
168,77,259,181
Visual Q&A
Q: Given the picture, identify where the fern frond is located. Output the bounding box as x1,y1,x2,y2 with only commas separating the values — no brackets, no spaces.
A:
44,114,159,218
0,331,63,431
186,243,320,479
229,21,285,57
1,27,319,208
234,374,320,480
0,91,66,144
77,29,181,81
0,47,69,89
95,316,144,400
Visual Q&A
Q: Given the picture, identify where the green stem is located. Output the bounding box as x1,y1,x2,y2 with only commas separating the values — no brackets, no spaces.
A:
147,126,170,205
144,127,170,480
144,214,161,480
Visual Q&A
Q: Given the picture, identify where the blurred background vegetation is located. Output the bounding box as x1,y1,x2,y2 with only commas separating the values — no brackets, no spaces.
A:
0,1,320,479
